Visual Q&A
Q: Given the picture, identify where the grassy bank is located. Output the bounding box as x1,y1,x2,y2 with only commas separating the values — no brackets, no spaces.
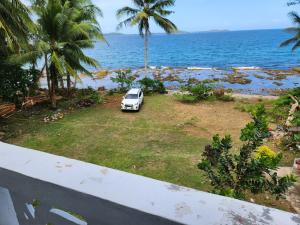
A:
3,94,296,212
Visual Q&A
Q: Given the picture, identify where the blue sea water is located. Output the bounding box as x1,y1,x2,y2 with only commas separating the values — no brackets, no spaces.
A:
86,29,300,70
39,29,300,94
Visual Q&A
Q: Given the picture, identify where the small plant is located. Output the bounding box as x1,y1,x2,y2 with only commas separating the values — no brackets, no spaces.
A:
175,83,212,103
217,94,235,102
138,77,166,94
111,69,135,93
76,87,103,105
174,93,198,103
198,105,296,200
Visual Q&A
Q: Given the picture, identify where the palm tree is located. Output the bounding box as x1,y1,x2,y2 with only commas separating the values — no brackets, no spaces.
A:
14,0,104,108
116,0,177,71
281,12,300,51
0,0,33,55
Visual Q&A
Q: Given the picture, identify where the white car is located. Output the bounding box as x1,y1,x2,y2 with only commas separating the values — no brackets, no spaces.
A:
121,88,144,111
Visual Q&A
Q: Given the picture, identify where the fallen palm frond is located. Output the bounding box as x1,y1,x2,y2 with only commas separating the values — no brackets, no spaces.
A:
286,95,299,127
22,95,49,109
0,103,16,118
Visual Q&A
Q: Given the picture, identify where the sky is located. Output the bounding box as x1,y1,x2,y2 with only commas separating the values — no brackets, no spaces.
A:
23,0,299,34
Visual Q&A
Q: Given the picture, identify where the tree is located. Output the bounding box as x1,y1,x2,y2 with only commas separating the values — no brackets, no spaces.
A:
0,0,33,55
198,105,296,200
13,0,104,108
111,69,135,92
280,12,300,52
116,0,177,71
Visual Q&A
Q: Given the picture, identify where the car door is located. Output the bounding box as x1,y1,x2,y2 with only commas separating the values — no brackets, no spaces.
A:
139,91,143,104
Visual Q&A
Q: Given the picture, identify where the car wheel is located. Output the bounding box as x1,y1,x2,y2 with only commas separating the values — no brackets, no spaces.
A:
137,105,140,112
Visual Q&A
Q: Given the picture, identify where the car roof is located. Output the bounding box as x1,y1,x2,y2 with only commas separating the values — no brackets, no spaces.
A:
127,88,141,94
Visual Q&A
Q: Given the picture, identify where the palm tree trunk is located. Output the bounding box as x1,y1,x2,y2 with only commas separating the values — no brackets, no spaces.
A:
59,76,64,89
144,29,148,72
67,74,71,97
45,54,51,92
49,64,57,109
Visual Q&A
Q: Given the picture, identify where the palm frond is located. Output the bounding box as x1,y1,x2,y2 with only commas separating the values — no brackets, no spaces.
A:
153,13,177,33
292,40,300,51
117,16,136,30
280,37,298,48
151,0,176,10
116,7,139,18
133,0,145,8
289,11,300,24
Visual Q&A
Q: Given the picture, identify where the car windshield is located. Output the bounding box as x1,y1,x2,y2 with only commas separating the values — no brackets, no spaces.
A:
125,94,138,99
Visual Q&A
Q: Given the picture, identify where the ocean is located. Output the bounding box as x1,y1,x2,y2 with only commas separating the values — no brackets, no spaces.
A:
86,29,300,70
40,29,300,95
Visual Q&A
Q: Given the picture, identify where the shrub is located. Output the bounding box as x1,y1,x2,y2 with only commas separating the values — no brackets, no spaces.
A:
175,83,212,103
198,105,296,200
0,63,39,103
111,69,135,93
217,94,235,102
188,84,212,100
138,77,166,94
77,87,103,104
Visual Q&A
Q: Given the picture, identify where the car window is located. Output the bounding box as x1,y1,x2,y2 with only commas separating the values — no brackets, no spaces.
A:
125,94,138,99
139,92,142,97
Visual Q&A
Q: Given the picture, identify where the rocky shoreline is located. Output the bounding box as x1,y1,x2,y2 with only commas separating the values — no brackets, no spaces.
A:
41,67,300,96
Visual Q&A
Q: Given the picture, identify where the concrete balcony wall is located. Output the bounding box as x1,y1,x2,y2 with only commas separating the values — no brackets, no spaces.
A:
0,142,299,225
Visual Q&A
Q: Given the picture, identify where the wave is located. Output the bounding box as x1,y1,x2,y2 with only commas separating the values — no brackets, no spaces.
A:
187,67,214,70
232,66,260,70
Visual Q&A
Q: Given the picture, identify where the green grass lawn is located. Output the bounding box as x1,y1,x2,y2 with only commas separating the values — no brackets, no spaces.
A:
4,94,296,212
7,95,211,190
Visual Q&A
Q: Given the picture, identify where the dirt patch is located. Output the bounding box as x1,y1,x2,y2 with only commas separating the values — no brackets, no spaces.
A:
102,95,122,109
174,101,251,143
232,93,278,100
277,167,300,213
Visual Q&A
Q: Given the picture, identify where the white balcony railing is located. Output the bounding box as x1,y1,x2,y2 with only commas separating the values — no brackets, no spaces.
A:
0,142,299,225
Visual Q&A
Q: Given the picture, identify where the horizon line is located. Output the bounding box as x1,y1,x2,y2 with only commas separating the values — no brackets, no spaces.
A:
104,27,287,35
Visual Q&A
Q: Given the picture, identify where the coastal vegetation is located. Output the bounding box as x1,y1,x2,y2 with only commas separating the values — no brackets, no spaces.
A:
116,0,177,70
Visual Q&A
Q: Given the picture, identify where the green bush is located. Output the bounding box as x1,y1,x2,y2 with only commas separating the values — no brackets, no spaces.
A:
274,88,300,107
198,105,296,199
0,63,39,103
188,84,212,100
111,69,135,93
217,94,234,102
138,77,166,94
175,83,212,103
77,87,103,104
